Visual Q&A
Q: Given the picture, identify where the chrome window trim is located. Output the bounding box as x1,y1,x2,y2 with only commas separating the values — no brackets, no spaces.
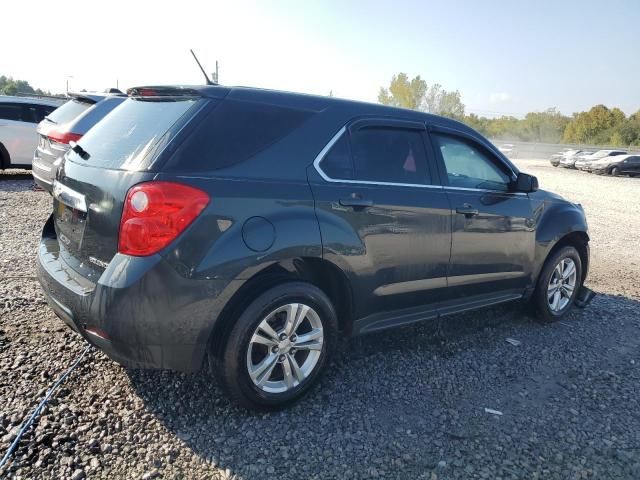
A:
313,124,528,196
312,126,443,190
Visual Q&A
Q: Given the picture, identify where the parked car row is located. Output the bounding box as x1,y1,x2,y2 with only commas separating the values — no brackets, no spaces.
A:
0,91,125,192
550,148,639,176
0,95,64,168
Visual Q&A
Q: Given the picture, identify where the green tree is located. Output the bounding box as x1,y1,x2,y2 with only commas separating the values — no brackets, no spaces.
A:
378,73,465,119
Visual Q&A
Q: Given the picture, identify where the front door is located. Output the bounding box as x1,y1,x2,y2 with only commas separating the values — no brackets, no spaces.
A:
429,129,536,302
309,119,452,323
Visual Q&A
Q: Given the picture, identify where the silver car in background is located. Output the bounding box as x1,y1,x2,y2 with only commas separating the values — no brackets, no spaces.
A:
33,91,125,192
574,149,627,171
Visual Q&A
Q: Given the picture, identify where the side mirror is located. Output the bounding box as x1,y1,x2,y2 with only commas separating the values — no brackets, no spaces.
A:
515,172,539,193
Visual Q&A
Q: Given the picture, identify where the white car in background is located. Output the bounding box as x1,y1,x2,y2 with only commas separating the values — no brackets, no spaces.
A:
498,143,517,157
0,96,64,169
559,150,594,169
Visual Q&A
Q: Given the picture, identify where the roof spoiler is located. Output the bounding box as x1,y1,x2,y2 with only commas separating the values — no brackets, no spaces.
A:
126,86,203,98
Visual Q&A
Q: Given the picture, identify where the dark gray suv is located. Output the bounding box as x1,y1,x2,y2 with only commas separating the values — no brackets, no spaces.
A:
37,85,593,409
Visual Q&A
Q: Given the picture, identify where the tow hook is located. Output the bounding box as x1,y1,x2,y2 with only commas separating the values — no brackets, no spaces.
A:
574,286,596,308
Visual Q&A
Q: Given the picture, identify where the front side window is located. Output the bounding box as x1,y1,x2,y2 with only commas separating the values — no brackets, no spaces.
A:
433,134,512,191
349,127,431,184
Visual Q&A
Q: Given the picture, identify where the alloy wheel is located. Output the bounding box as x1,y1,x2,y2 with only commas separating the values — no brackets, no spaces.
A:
547,258,577,313
246,303,324,394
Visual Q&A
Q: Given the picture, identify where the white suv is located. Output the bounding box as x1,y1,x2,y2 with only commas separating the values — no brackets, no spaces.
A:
0,95,64,169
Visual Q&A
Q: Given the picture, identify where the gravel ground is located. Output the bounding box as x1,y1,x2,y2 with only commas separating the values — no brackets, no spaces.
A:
1,161,639,479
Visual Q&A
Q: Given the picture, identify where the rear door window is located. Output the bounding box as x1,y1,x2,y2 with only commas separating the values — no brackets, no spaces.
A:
165,99,314,172
66,97,201,170
0,103,23,121
350,127,431,184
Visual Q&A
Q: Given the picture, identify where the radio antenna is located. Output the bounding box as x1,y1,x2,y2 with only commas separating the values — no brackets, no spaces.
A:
190,49,215,85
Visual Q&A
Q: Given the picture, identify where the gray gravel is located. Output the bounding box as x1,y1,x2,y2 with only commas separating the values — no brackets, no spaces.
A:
1,162,639,479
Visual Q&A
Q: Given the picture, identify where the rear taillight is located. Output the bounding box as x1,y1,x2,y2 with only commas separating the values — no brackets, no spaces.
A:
48,130,83,145
118,181,210,256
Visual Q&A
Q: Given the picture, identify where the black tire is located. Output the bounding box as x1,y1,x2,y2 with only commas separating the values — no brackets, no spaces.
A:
611,166,620,176
0,142,10,170
532,246,583,322
215,282,337,410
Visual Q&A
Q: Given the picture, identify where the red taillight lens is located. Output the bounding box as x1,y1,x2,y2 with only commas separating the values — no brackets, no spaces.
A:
47,130,83,145
118,182,210,256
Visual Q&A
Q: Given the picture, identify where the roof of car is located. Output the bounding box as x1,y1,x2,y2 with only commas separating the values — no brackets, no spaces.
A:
129,83,475,131
0,95,64,107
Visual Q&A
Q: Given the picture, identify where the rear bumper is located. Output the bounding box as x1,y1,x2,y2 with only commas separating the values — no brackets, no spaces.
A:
31,155,55,193
37,215,240,372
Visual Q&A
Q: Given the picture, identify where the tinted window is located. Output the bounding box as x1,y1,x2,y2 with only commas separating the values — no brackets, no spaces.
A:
37,105,56,122
45,99,93,125
0,103,22,121
166,99,314,172
349,127,431,184
71,97,125,134
21,105,39,123
67,97,200,170
320,134,354,179
433,134,511,191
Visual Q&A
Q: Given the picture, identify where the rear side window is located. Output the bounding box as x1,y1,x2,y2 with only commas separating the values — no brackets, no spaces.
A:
166,99,314,171
350,127,431,184
320,134,354,180
45,99,93,125
67,97,201,170
0,103,22,121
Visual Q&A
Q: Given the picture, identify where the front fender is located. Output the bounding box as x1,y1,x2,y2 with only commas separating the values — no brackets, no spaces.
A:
532,193,589,280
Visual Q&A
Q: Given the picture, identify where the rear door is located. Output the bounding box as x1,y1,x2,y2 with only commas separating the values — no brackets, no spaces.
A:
429,127,535,304
52,93,206,282
309,118,452,325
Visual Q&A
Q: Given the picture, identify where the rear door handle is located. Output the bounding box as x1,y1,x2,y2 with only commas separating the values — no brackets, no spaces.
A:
456,205,479,217
339,198,374,209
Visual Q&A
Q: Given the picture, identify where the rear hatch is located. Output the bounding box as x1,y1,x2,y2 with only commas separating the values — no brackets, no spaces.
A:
52,89,208,281
35,97,96,181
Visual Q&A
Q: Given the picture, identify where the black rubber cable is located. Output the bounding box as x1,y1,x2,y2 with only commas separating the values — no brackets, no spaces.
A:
0,345,92,469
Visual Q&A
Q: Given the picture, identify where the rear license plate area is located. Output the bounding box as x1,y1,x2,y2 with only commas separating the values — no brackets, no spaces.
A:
54,200,87,251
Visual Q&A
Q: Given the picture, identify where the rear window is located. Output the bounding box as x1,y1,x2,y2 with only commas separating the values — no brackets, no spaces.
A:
46,99,93,125
164,99,314,172
66,97,200,170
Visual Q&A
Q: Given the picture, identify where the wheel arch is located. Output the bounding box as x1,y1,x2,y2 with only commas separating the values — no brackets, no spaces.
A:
536,230,590,286
207,257,353,361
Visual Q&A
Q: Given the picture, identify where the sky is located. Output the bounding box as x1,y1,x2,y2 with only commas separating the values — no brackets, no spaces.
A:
2,0,639,117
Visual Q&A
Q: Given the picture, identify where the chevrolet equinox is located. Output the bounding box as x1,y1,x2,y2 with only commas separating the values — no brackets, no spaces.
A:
37,85,593,409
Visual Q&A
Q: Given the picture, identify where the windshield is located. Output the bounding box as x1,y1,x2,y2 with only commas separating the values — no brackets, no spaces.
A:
66,97,202,170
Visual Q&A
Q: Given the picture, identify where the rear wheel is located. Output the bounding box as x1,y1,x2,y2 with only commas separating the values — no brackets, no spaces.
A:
532,246,582,322
216,282,337,410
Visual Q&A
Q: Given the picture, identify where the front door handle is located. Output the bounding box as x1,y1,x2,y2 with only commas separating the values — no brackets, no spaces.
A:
339,198,374,209
456,204,479,217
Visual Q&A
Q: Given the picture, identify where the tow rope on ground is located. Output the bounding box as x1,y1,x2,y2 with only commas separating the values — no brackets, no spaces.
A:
0,345,92,470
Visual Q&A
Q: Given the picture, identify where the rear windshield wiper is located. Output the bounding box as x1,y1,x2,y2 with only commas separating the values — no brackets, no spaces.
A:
69,141,90,160
44,116,57,124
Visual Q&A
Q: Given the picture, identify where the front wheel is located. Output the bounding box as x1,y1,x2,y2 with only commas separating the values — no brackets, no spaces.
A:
215,282,337,410
610,166,620,176
532,246,583,322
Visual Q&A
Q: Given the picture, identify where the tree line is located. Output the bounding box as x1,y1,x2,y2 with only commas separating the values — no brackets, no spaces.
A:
0,76,54,97
379,73,640,147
